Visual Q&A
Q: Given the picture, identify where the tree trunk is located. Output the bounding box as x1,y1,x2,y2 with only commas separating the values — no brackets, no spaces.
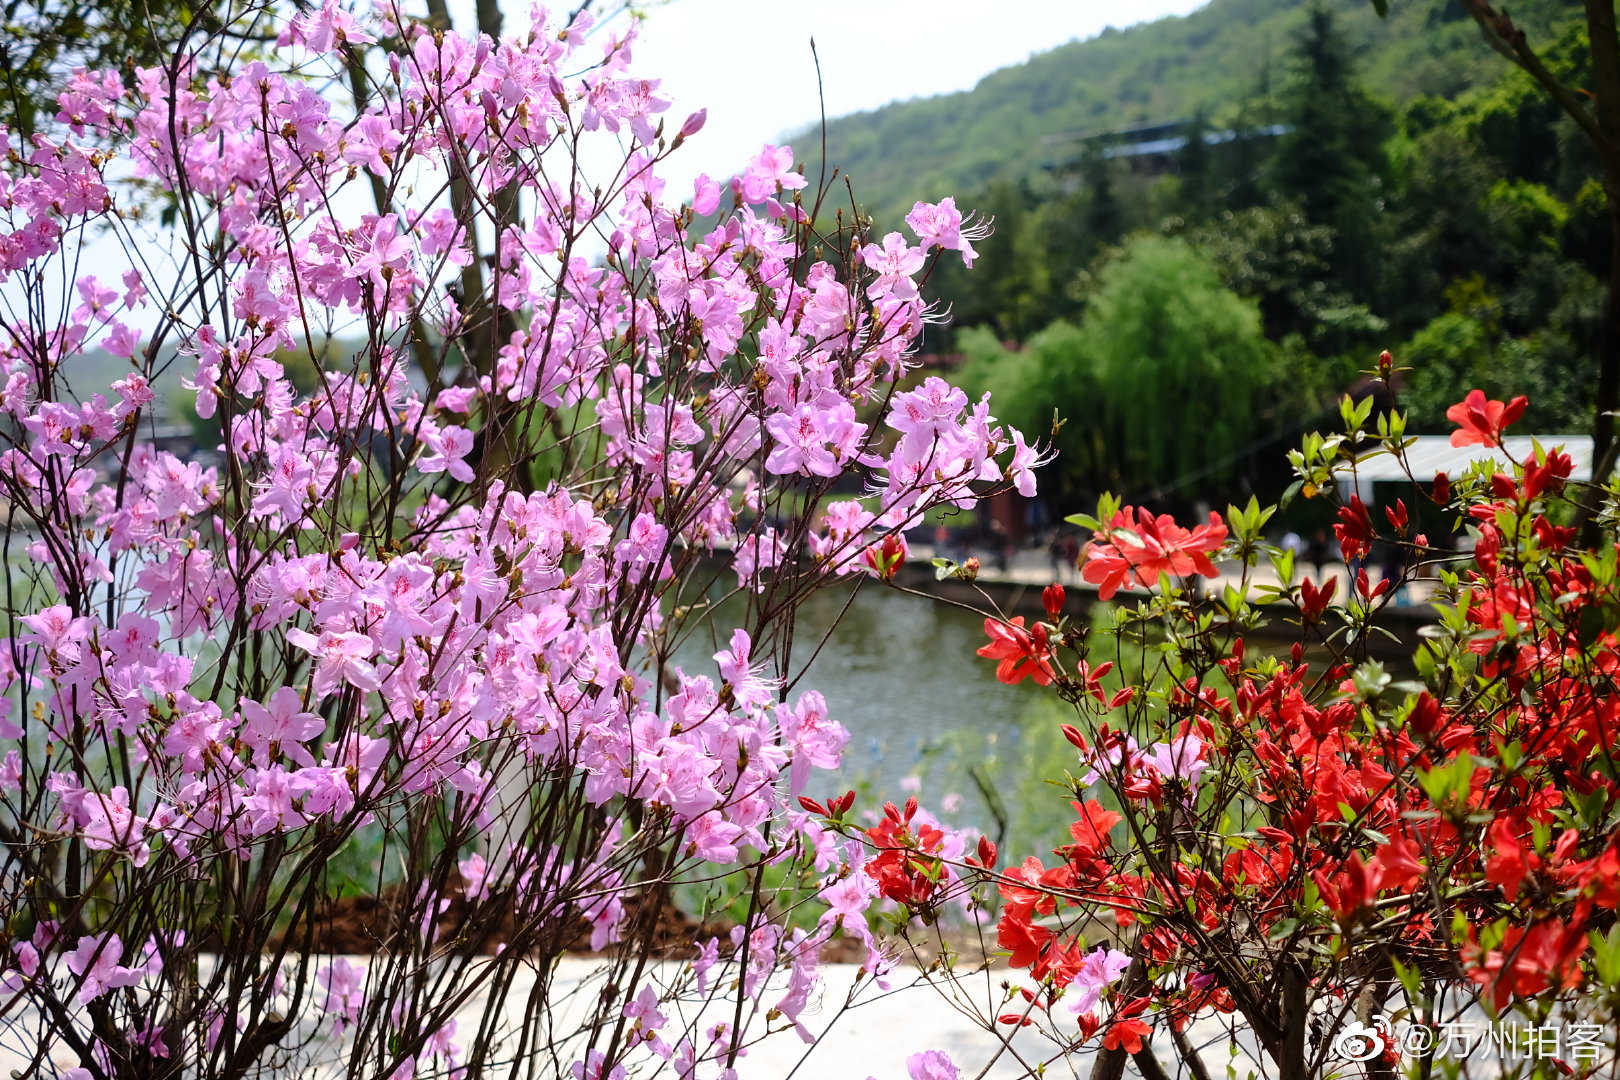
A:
1584,0,1620,541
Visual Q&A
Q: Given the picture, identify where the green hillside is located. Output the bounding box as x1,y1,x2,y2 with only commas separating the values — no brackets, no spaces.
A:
805,0,1581,228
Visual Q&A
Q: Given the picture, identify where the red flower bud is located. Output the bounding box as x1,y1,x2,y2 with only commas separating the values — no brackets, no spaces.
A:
1384,498,1408,535
1061,724,1088,750
863,533,907,582
797,796,827,816
977,835,998,869
1355,568,1390,600
1334,495,1374,562
1042,582,1065,619
1432,472,1451,505
1299,575,1337,621
1408,692,1443,738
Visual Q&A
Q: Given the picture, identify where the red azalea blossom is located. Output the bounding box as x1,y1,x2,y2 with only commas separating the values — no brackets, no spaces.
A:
1446,388,1528,449
977,616,1056,685
864,800,947,907
1370,835,1426,893
1523,448,1575,500
1312,853,1377,924
1464,919,1586,1010
1080,507,1227,600
1101,998,1152,1053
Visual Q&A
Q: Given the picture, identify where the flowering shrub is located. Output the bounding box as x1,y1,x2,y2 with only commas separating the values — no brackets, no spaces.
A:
0,3,1031,1076
875,382,1620,1078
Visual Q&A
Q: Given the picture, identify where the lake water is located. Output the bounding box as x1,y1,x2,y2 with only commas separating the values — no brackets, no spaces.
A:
669,577,1066,850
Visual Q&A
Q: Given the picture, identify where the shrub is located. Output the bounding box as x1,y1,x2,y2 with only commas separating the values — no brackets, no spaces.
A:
0,5,1033,1076
873,378,1620,1079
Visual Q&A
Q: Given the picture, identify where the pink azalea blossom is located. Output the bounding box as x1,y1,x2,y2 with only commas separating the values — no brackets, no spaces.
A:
65,934,143,1004
286,627,380,693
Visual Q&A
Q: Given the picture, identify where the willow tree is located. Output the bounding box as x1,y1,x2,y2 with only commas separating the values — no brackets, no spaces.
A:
956,235,1283,505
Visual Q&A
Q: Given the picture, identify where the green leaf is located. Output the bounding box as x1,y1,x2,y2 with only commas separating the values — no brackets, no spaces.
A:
1350,661,1391,699
1391,957,1420,1000
1591,925,1620,985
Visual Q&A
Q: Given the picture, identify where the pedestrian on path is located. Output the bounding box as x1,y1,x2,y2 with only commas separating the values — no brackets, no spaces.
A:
1305,530,1330,581
1280,530,1304,581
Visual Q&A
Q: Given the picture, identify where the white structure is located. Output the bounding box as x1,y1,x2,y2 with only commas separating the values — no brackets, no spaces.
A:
1335,435,1595,505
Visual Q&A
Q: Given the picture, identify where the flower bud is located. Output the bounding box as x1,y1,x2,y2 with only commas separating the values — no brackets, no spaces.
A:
679,109,706,138
1408,692,1443,738
1042,582,1065,619
1432,472,1451,505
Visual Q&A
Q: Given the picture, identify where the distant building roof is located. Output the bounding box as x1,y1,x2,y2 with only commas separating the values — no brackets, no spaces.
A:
1100,124,1291,160
1340,435,1595,487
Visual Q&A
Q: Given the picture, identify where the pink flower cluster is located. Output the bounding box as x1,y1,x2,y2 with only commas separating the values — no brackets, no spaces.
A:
0,3,1037,1076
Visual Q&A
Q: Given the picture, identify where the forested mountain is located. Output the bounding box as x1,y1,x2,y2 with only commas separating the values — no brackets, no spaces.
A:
796,0,1606,515
802,0,1580,235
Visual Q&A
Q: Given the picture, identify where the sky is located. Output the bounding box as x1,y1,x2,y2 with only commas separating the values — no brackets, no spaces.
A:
5,0,1215,336
618,0,1213,189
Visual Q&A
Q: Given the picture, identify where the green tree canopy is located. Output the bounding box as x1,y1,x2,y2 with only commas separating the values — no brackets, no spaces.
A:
1268,6,1397,302
959,235,1290,503
0,0,215,135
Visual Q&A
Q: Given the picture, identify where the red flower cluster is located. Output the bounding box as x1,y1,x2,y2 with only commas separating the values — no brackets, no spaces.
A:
864,797,947,908
1080,508,1227,600
1464,920,1588,1010
976,616,1056,685
955,388,1620,1075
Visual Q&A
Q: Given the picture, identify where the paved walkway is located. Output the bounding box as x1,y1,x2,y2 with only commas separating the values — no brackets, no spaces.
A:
0,958,1254,1080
